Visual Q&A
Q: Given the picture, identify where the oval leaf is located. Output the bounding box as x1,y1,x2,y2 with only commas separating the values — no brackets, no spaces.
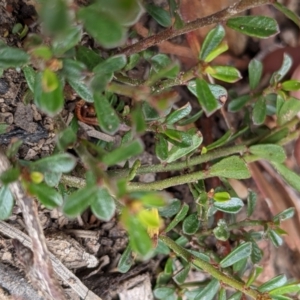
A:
145,4,171,28
182,213,200,235
209,156,251,179
249,59,263,90
249,144,286,163
195,78,218,116
0,186,14,220
271,162,300,192
226,16,279,38
206,66,242,83
214,197,244,214
0,47,29,69
258,274,287,293
63,186,97,217
220,242,252,268
252,96,266,125
165,203,189,233
102,140,144,166
31,153,76,173
78,7,126,48
200,24,225,61
91,188,116,221
195,278,220,300
94,93,120,134
28,183,63,209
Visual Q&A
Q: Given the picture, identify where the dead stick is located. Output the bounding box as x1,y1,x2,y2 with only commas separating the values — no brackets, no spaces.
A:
0,151,66,299
0,220,102,300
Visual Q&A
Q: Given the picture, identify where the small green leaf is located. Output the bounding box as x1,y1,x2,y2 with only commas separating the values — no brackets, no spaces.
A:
27,183,63,209
31,46,52,60
31,153,76,173
93,55,127,76
118,244,133,273
206,65,242,83
23,66,36,92
213,219,230,241
165,103,192,125
139,193,165,207
273,2,300,28
78,7,126,48
251,240,263,264
68,78,94,103
226,16,279,38
273,207,295,223
173,265,190,284
166,130,202,163
61,59,86,80
102,140,143,166
76,46,103,71
220,242,252,268
163,129,193,148
125,214,153,256
142,101,160,121
188,81,227,109
0,186,14,220
94,93,120,134
52,26,82,56
271,53,293,84
249,144,286,163
228,291,242,300
0,168,20,185
204,41,228,63
249,59,263,90
214,197,244,214
261,127,288,144
195,78,218,116
158,198,181,217
165,203,189,233
271,162,300,192
34,71,64,116
63,186,97,217
145,4,171,28
247,190,257,217
209,156,251,179
44,172,61,187
182,213,200,235
194,279,219,300
39,0,70,34
92,0,143,27
258,274,287,293
213,192,231,202
218,288,226,300
131,105,146,133
228,95,251,112
0,47,29,68
246,265,263,287
178,110,203,126
156,133,169,161
252,96,266,125
200,25,225,61
268,229,283,247
233,257,248,274
206,130,232,151
91,188,115,221
269,283,300,296
277,97,300,125
281,80,300,91
154,287,175,299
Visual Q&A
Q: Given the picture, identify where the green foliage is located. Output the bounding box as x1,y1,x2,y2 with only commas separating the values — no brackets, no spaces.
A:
1,1,300,299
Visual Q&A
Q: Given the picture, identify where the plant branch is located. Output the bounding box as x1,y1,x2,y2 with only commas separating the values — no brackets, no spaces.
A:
119,0,273,56
159,235,271,300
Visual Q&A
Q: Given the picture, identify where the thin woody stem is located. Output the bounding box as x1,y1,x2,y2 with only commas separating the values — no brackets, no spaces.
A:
119,0,273,56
